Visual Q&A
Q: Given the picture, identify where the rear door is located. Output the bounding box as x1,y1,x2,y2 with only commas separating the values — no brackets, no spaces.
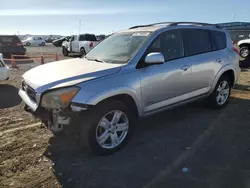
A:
181,29,223,94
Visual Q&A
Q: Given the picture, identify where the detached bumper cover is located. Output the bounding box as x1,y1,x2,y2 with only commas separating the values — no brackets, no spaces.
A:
19,89,38,112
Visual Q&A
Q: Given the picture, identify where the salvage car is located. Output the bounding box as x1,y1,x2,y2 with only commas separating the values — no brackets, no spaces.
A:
22,37,46,46
19,22,240,155
0,35,26,58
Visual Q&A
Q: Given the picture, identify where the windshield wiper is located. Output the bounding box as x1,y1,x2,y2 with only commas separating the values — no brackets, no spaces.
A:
85,57,104,63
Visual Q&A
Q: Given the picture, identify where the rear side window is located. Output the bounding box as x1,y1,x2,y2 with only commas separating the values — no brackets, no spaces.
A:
210,31,226,50
79,35,86,41
85,34,97,41
182,29,212,56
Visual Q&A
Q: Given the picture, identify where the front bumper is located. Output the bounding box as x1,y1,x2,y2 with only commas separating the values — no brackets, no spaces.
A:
19,89,38,112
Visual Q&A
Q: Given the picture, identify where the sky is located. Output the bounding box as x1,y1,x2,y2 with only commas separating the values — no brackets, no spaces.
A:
0,0,249,35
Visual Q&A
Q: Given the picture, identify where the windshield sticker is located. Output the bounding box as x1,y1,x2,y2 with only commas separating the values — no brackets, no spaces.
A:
132,32,150,36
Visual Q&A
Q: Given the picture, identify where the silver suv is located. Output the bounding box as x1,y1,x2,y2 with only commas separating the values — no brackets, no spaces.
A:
19,22,241,155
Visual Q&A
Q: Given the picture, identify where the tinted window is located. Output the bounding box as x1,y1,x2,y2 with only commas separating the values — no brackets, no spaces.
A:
0,36,21,44
147,30,184,61
85,34,97,41
210,31,226,50
79,35,86,41
182,29,212,56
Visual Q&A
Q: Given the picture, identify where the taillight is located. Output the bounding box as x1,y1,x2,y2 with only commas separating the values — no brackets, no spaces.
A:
233,46,240,55
89,42,93,48
17,43,23,46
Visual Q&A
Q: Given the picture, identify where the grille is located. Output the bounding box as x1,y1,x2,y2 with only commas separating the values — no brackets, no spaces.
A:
22,81,36,103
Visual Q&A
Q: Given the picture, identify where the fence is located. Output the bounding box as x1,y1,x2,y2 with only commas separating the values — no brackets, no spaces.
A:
3,53,59,69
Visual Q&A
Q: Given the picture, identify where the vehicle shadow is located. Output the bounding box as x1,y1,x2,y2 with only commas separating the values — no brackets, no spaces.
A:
240,57,250,68
234,84,250,91
0,84,22,109
43,93,250,188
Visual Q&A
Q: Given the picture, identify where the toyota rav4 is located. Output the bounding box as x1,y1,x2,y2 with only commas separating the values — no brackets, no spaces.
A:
19,22,241,155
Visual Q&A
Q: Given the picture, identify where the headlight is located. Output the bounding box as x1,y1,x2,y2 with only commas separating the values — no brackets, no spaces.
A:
41,87,80,109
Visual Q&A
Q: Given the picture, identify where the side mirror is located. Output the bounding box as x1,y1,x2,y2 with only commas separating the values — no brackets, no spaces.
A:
145,52,165,65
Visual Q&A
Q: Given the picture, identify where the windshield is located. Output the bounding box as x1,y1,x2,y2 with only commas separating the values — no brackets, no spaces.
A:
85,32,151,64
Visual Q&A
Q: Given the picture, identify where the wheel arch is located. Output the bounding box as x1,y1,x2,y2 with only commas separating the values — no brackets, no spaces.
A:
239,43,250,48
85,88,142,117
209,66,236,95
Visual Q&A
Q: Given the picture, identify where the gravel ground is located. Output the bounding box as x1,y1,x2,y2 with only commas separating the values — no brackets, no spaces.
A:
0,46,250,187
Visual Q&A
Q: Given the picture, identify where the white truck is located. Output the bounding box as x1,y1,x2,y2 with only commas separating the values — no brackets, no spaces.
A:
61,34,99,57
238,39,250,58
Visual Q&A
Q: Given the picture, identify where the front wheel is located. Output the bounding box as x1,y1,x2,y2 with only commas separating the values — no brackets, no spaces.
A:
41,42,45,46
77,100,135,155
206,75,231,108
62,47,69,56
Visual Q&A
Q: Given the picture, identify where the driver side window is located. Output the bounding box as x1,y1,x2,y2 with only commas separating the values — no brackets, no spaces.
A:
148,30,184,61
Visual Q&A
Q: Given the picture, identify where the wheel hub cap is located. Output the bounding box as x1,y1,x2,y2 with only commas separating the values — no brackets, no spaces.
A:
96,110,129,149
216,80,230,105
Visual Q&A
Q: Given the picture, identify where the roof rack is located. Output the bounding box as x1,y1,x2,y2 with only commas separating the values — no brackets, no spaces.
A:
129,22,173,29
129,22,220,29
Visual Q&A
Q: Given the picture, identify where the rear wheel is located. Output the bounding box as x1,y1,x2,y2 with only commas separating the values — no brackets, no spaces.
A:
80,48,86,57
206,75,231,108
77,100,135,155
240,46,250,58
26,42,31,46
41,42,45,46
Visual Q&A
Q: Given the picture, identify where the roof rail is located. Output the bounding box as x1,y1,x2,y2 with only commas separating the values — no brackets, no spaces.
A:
129,22,220,29
129,22,173,29
169,22,220,28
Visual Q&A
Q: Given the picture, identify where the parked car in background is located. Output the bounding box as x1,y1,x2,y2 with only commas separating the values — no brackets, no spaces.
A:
62,34,99,56
22,37,46,46
19,22,240,155
0,53,10,80
237,39,250,58
0,35,26,58
53,36,70,47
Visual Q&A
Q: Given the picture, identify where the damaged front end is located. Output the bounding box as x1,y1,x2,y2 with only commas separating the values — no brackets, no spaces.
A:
20,82,88,134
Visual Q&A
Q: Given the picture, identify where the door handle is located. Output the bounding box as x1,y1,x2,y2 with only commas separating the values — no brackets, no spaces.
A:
216,58,223,63
181,64,190,71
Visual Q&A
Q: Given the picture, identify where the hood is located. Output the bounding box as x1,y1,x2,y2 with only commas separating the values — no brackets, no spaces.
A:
23,58,122,92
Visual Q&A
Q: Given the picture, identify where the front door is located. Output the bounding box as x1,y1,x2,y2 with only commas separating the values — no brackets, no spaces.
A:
71,35,79,52
139,30,193,114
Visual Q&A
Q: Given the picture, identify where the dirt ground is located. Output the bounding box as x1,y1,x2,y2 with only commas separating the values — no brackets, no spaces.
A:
0,47,250,188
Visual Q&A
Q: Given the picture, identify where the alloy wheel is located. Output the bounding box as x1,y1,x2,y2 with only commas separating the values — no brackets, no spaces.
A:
96,110,129,149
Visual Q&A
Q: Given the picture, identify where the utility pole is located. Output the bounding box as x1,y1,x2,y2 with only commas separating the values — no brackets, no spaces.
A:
78,19,82,35
233,14,236,22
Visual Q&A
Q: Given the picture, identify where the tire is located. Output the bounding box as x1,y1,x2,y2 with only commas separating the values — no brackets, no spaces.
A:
80,48,86,57
41,42,45,46
62,47,69,56
240,46,250,58
26,42,31,46
206,75,231,109
77,100,135,155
